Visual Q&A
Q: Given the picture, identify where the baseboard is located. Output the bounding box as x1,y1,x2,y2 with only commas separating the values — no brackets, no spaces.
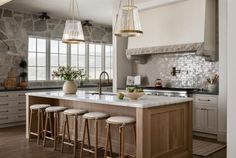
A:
217,131,227,142
0,122,25,128
193,131,217,139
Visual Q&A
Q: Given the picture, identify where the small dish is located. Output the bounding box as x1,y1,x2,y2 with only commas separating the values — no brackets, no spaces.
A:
123,92,145,100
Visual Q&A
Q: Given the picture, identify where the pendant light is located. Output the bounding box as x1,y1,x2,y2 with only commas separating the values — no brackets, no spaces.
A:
114,0,143,37
62,0,85,43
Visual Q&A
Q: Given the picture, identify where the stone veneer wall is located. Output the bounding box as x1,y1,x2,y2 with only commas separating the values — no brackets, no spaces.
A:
132,53,219,89
0,8,112,88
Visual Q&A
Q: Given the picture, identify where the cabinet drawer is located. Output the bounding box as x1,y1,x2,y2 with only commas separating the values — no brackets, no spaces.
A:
0,106,26,116
193,95,218,105
0,92,9,101
16,92,26,101
0,101,10,108
0,114,26,124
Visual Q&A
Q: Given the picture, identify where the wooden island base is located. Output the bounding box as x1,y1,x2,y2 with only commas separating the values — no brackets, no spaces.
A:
26,95,192,158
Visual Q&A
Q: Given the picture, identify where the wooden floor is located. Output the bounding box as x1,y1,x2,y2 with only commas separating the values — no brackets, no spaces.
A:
0,126,226,158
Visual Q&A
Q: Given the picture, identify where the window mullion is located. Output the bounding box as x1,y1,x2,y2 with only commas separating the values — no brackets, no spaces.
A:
85,43,89,78
46,38,50,80
67,44,71,66
102,44,105,72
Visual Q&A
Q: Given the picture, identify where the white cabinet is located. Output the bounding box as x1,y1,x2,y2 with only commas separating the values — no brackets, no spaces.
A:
0,91,26,128
193,94,218,135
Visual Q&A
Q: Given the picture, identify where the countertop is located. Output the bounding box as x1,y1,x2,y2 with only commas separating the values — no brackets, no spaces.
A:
26,90,193,109
0,84,112,92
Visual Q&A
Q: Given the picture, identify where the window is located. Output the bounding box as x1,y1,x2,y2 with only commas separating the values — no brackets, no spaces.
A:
28,36,113,81
105,45,113,79
50,40,68,79
71,43,86,70
89,43,102,79
28,37,47,80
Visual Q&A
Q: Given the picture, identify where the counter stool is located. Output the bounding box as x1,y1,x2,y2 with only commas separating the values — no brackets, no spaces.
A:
104,116,136,158
43,106,67,150
80,112,110,158
29,104,51,145
61,109,88,158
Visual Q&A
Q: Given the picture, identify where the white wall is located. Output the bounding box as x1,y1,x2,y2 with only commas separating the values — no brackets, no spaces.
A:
218,0,227,142
128,0,206,49
227,0,236,157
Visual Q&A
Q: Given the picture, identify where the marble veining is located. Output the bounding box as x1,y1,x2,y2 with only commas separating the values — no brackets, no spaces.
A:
26,90,193,109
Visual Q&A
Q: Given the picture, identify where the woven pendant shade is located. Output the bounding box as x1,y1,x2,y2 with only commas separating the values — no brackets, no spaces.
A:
114,0,143,37
62,0,84,43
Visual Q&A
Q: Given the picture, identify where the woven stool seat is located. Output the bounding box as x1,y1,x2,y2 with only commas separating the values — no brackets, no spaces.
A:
30,104,51,110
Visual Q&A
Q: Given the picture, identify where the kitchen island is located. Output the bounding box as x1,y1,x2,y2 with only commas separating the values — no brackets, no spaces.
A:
26,91,193,158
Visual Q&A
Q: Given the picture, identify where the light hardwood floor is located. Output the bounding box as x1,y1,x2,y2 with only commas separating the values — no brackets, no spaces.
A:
0,126,226,158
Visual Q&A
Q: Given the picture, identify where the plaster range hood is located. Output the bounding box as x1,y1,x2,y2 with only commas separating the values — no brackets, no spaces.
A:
126,0,218,63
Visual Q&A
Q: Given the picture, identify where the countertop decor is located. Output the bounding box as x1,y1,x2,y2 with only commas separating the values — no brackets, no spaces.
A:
52,66,84,94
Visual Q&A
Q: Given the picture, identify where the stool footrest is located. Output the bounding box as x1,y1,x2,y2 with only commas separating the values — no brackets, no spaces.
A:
82,146,104,154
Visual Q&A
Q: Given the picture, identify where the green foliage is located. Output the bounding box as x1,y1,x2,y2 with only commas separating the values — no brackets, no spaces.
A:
52,66,84,81
20,72,27,81
19,60,27,69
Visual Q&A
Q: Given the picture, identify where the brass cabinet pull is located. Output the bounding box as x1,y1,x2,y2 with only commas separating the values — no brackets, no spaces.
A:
18,109,25,111
198,99,211,102
18,102,26,105
18,115,25,118
0,110,8,113
0,117,8,120
0,103,8,106
0,95,8,97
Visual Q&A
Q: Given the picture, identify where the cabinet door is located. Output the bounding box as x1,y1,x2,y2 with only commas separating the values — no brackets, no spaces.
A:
193,106,205,132
205,107,218,134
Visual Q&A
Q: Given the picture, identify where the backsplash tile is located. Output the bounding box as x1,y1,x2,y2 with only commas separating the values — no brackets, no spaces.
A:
132,53,218,89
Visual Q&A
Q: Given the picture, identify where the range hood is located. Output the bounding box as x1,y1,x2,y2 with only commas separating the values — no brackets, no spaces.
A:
126,0,218,63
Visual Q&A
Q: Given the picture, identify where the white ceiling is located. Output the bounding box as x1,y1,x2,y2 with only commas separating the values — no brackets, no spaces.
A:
3,0,116,25
2,0,184,25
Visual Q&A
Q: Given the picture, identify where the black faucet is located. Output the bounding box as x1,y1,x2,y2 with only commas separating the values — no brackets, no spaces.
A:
98,71,110,95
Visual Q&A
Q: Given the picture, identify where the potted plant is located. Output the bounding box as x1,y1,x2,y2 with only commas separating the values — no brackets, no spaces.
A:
52,66,83,94
19,59,28,89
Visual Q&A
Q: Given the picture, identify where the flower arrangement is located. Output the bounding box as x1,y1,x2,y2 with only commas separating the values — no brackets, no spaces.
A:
52,66,83,81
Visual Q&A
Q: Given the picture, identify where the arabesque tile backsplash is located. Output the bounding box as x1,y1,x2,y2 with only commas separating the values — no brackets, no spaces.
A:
132,53,219,89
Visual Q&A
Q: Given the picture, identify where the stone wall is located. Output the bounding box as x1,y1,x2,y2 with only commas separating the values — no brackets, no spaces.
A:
132,53,219,89
0,8,112,87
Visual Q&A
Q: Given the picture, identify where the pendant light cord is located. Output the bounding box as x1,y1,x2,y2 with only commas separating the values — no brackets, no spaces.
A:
69,0,81,20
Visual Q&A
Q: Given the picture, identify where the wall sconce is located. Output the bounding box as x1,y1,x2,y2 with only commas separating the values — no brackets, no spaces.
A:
0,38,18,56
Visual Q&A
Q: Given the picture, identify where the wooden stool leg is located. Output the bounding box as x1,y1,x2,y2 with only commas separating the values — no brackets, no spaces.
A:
80,119,87,158
95,119,98,158
40,110,44,139
61,116,67,153
133,124,136,157
108,124,113,157
37,109,40,145
73,115,78,158
57,112,60,143
28,109,33,141
66,115,71,142
43,112,49,147
54,112,57,151
119,126,125,158
49,113,53,137
86,119,91,148
104,123,111,158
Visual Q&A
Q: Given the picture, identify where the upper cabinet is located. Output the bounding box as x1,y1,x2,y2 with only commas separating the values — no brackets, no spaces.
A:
127,0,218,62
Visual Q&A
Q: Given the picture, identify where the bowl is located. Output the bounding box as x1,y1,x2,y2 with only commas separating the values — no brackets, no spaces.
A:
123,92,145,100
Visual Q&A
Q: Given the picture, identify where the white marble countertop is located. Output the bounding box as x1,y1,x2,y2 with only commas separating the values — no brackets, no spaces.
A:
26,90,193,109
